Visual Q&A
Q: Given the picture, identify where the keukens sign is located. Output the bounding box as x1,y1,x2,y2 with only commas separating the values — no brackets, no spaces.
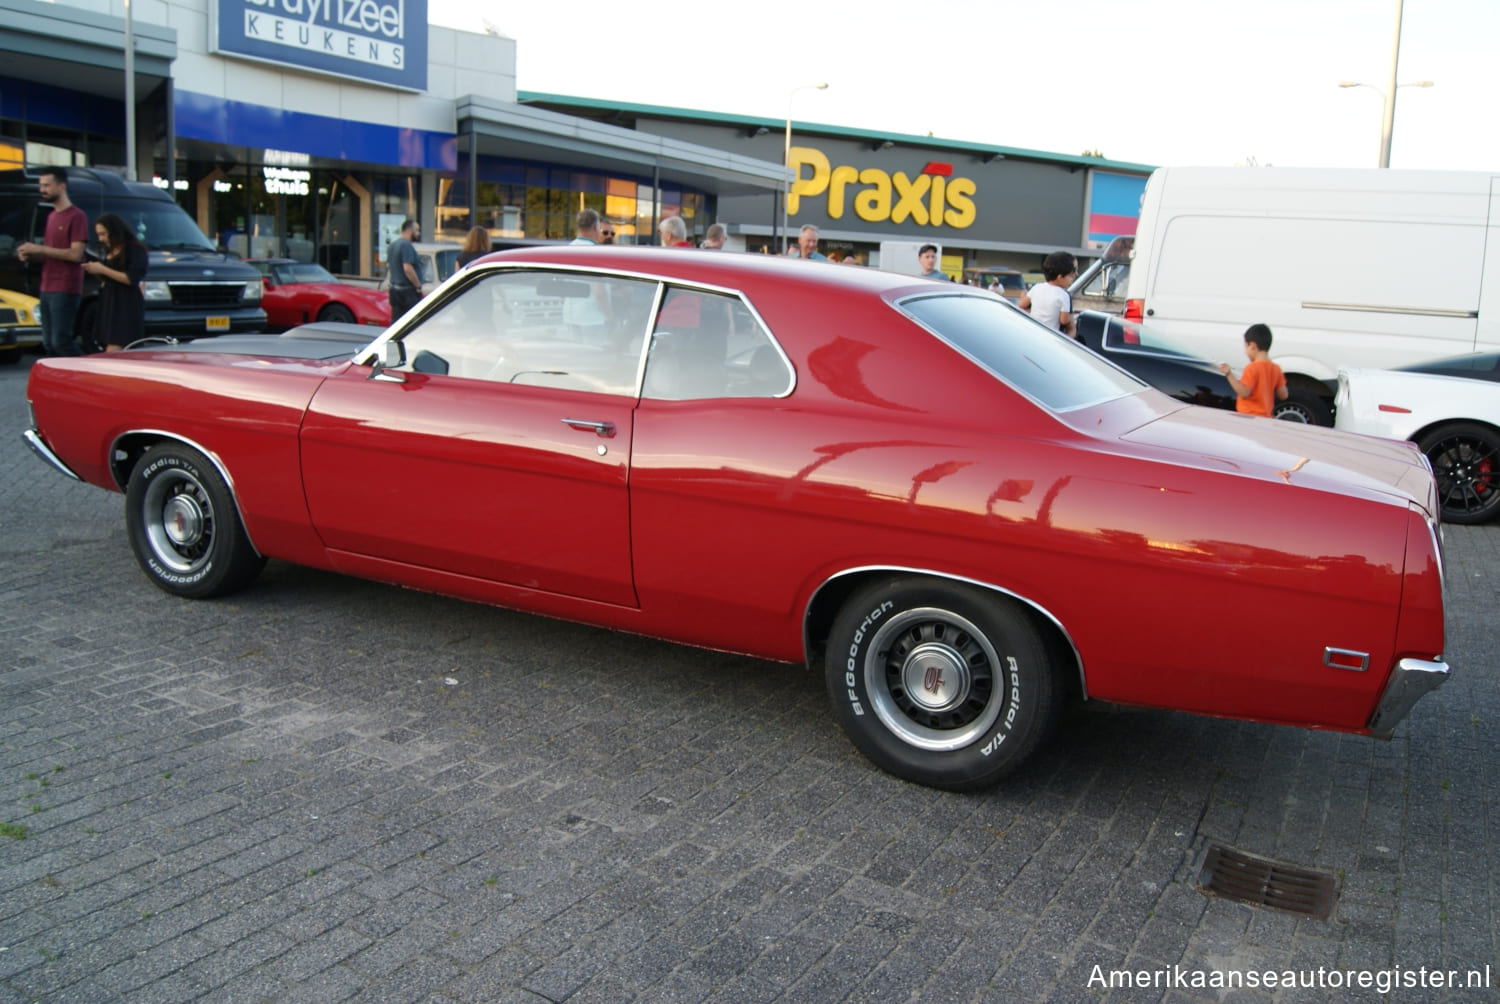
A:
211,0,428,91
787,146,977,229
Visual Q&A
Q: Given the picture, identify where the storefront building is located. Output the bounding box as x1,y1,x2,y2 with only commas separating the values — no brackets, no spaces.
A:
1,0,785,279
3,0,1149,282
521,93,1156,275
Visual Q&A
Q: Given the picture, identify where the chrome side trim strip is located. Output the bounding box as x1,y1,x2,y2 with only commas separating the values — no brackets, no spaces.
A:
1367,657,1450,738
23,429,82,481
803,565,1089,700
1302,301,1478,320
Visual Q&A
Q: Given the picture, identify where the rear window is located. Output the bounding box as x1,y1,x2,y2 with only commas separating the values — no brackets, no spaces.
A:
900,293,1143,411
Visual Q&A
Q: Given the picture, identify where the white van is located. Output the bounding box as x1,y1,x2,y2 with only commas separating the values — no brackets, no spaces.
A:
1125,166,1500,424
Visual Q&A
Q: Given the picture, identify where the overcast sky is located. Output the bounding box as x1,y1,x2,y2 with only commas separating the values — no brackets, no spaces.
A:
428,0,1498,172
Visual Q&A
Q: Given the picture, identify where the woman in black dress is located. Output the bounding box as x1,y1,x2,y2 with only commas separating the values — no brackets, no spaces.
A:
81,212,148,352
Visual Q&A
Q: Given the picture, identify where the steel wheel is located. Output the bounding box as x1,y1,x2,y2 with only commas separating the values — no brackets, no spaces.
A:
826,577,1062,790
1274,386,1331,425
1418,422,1500,525
865,607,1003,751
125,444,265,597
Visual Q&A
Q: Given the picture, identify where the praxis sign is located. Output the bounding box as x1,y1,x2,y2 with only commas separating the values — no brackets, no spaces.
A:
211,0,428,91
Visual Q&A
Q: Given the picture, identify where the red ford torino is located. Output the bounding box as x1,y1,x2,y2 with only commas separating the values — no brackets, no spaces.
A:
23,247,1449,790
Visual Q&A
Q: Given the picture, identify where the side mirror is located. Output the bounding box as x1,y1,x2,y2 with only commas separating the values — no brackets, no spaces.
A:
367,339,406,382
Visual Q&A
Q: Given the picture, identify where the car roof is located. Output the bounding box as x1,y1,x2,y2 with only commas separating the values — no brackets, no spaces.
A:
470,245,948,300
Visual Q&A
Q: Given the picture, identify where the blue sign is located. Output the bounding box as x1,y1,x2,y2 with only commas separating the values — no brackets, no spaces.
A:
211,0,428,92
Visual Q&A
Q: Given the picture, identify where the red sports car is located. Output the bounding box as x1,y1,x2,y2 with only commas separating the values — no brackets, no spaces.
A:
248,258,391,329
23,247,1449,790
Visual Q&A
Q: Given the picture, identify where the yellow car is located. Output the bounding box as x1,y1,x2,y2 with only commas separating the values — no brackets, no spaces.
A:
0,288,42,365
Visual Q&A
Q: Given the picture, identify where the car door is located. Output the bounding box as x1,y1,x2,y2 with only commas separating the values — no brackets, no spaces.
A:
298,266,659,607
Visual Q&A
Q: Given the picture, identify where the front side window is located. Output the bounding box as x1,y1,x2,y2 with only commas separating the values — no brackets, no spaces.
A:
642,288,792,400
392,269,658,396
900,292,1142,411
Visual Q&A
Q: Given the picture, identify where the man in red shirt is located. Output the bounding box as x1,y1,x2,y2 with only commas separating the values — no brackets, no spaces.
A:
1219,323,1288,417
18,167,89,356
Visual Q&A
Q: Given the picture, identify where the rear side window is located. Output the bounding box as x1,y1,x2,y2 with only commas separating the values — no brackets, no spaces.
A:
642,288,792,400
900,293,1142,411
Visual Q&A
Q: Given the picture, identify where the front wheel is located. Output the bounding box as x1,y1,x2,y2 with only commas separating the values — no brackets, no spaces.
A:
826,577,1062,791
125,444,266,597
1417,422,1500,525
317,303,356,324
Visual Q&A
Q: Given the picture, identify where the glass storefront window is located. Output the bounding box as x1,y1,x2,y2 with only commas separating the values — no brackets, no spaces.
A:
434,156,712,246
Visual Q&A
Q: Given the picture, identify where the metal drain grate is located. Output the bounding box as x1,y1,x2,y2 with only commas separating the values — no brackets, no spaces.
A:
1198,844,1336,920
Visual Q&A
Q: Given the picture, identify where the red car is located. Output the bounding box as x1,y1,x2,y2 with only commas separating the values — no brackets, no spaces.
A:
22,247,1449,790
248,258,391,329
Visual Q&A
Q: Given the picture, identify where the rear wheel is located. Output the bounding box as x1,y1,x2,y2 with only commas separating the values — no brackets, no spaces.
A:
1417,422,1500,525
826,577,1062,791
1274,385,1332,425
317,303,356,324
125,444,266,597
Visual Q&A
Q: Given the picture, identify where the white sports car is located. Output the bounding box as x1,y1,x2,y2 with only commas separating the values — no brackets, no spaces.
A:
1335,353,1500,525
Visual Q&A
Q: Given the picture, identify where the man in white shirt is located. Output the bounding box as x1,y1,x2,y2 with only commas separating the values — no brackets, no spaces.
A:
1019,251,1078,334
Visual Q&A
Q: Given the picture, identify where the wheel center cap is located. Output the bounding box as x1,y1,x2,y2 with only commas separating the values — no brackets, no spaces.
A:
903,642,971,713
163,495,204,547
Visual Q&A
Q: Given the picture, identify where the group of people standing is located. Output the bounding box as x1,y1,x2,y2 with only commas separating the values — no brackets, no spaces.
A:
15,166,147,355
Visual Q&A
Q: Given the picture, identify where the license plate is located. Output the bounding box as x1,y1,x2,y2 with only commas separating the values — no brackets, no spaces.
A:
205,316,230,331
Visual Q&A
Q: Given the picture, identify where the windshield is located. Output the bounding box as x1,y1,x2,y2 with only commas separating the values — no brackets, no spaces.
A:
900,293,1143,411
277,262,337,284
104,198,217,253
1396,353,1500,381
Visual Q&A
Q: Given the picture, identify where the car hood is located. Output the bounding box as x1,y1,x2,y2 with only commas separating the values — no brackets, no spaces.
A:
146,249,258,272
1121,403,1438,516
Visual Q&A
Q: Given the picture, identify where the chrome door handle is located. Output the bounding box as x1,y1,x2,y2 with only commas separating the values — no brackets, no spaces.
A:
561,418,616,438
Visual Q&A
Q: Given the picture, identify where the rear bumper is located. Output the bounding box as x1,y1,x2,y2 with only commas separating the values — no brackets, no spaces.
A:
1367,657,1450,737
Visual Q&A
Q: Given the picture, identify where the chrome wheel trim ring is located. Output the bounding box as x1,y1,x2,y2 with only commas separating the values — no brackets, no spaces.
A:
142,469,214,574
865,606,1003,752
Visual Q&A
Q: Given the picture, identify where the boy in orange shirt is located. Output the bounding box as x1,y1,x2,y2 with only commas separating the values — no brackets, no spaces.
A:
1219,323,1288,417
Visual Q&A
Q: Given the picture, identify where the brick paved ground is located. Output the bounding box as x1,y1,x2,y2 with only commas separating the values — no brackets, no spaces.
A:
1,354,1496,1003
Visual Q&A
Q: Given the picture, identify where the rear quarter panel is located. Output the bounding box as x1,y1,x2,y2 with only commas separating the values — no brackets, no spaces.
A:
627,279,1414,731
27,354,336,565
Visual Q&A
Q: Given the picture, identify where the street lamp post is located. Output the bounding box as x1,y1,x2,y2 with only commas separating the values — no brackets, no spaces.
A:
1338,0,1433,168
782,83,827,255
124,0,136,180
1338,80,1433,168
